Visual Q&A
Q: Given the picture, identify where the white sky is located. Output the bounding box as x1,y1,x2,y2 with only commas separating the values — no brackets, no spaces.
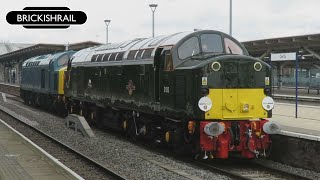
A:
1,0,320,44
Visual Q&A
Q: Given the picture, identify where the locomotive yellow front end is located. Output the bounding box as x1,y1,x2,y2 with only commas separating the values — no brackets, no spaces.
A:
198,56,280,159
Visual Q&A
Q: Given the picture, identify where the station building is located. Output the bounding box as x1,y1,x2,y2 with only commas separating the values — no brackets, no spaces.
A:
243,34,320,92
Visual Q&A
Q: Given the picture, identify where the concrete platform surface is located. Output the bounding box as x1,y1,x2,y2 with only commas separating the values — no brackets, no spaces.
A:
271,102,320,139
0,120,77,180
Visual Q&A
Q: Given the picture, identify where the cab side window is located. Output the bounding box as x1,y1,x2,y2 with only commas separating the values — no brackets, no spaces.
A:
178,37,200,60
224,38,243,55
57,55,69,67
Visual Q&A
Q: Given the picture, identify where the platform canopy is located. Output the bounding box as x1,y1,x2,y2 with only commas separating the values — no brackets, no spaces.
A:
0,42,33,56
242,33,320,62
0,41,101,65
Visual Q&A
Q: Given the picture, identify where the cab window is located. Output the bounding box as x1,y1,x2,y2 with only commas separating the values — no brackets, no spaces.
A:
178,37,200,60
224,38,243,55
200,34,223,53
57,55,69,67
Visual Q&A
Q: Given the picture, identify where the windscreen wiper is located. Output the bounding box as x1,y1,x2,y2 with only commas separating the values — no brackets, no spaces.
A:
228,46,233,54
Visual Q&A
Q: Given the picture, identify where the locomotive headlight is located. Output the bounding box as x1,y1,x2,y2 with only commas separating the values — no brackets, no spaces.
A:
198,96,212,112
204,122,225,136
211,61,221,71
262,96,274,111
263,121,281,134
254,62,262,71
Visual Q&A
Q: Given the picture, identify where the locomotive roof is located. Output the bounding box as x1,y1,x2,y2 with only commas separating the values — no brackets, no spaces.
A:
22,54,53,67
71,31,194,65
22,51,73,67
71,30,249,68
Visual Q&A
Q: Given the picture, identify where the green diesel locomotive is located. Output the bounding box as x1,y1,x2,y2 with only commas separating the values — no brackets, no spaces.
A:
63,30,280,159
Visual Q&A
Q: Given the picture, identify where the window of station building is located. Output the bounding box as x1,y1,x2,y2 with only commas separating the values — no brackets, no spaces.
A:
127,50,138,60
178,37,200,60
224,38,243,55
142,49,153,59
109,53,117,61
200,34,223,53
116,52,125,61
57,55,69,67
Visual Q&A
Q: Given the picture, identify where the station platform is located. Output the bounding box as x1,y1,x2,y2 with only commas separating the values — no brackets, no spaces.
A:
272,102,320,141
0,120,79,180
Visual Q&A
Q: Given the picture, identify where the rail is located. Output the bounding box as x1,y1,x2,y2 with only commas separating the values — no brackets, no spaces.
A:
193,159,312,180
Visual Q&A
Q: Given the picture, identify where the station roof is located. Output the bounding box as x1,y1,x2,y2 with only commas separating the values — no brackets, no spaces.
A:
242,33,320,58
0,43,65,63
0,41,101,64
0,42,34,56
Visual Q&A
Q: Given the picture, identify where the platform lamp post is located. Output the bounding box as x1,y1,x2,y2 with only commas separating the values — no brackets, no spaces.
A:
104,19,111,44
149,4,158,37
229,0,232,36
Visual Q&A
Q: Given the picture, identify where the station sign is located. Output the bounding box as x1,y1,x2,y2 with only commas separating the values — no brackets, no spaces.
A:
271,52,296,61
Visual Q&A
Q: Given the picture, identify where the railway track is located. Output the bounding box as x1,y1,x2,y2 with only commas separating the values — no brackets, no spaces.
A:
193,159,312,180
0,104,126,180
93,127,313,180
